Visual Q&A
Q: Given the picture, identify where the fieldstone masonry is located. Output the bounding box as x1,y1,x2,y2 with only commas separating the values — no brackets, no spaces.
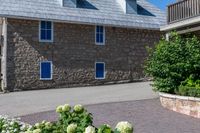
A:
6,18,161,91
160,93,200,118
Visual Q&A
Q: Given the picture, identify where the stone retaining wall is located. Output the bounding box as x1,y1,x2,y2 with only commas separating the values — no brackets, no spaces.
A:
159,92,200,118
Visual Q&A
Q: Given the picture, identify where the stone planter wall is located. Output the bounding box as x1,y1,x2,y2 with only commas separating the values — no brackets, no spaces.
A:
159,92,200,118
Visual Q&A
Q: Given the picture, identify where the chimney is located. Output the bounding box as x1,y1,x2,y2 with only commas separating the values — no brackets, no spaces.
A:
117,0,137,14
59,0,77,8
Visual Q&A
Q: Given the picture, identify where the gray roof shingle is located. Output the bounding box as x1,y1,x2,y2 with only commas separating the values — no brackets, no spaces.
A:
0,0,166,30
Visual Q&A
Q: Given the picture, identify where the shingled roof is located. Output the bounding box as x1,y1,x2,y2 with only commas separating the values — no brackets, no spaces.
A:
0,0,166,30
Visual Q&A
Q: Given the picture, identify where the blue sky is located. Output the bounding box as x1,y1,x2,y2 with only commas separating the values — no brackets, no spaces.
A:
148,0,175,10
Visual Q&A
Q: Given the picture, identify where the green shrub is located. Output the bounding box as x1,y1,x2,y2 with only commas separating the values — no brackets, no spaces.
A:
145,32,200,94
178,76,200,97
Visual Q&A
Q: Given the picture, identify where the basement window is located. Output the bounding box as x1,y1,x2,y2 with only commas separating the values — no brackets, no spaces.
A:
95,62,105,79
39,21,53,42
95,26,105,45
40,61,53,80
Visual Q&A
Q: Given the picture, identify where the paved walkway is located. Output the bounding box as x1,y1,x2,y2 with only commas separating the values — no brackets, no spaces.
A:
21,99,200,133
0,82,157,117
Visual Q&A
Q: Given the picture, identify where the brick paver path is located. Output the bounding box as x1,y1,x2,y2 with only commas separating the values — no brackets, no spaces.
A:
21,99,200,133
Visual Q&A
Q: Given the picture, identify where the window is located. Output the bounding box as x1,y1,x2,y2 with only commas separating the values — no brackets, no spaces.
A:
39,21,53,42
95,62,105,79
40,61,53,80
95,26,105,45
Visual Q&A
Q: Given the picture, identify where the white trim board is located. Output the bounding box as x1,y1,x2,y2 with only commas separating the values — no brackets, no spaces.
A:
161,16,200,31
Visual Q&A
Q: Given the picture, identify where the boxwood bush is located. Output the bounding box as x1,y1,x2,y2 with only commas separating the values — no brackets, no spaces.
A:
145,32,200,95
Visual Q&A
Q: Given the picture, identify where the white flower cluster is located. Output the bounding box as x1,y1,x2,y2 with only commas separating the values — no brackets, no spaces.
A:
0,115,31,133
84,126,96,133
67,123,77,133
73,104,84,113
116,121,133,133
56,104,84,113
56,104,71,113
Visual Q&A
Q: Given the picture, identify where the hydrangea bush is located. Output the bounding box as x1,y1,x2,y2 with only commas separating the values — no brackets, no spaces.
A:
0,115,31,133
0,105,134,133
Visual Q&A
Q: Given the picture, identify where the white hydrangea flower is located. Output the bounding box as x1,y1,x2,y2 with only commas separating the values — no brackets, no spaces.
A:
74,104,84,113
25,131,33,133
45,122,52,129
67,123,77,133
33,129,41,133
1,130,6,133
62,104,71,112
35,123,40,128
56,105,63,113
115,121,133,133
85,126,96,133
42,120,46,124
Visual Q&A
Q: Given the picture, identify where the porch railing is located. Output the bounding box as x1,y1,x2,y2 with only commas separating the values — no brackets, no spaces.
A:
168,0,200,24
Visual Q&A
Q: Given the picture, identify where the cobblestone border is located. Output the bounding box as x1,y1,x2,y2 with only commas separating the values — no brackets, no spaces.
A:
159,92,200,118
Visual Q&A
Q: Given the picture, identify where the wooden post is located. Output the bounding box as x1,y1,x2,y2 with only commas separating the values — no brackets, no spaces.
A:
1,18,7,92
166,33,170,41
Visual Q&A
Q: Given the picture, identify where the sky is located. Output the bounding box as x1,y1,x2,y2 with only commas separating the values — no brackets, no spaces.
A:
148,0,175,10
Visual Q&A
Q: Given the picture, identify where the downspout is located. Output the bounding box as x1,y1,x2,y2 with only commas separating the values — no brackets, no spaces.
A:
1,18,7,92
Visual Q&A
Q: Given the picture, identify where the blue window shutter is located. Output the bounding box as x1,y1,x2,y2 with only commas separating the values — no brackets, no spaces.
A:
99,26,103,33
100,34,103,43
40,62,52,79
41,30,46,40
96,33,100,43
96,63,105,79
46,22,52,29
47,30,52,40
41,21,46,29
96,26,100,32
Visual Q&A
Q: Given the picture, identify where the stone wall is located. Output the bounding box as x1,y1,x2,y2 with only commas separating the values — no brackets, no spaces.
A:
6,18,161,91
160,93,200,118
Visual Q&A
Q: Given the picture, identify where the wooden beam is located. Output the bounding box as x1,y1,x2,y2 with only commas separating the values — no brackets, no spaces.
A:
177,26,200,34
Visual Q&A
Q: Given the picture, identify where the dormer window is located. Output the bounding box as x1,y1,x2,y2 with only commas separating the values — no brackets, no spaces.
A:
60,0,77,8
39,21,53,42
117,0,137,14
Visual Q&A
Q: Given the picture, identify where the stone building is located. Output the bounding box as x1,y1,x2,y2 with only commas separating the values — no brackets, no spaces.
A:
0,0,165,91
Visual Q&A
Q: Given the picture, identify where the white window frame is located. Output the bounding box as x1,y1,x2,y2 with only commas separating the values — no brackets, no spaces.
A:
39,21,54,42
95,25,105,45
95,62,106,79
40,61,53,80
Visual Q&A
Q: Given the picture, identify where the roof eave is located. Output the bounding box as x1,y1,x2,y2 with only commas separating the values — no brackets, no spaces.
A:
1,15,161,31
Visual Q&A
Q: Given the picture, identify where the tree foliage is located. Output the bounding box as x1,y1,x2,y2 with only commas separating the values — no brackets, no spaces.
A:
145,32,200,94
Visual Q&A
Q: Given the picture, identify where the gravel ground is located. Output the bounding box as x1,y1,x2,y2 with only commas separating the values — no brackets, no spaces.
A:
20,99,200,133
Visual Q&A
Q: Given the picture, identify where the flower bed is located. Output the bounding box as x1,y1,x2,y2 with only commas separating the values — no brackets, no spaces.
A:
0,104,134,133
159,92,200,118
